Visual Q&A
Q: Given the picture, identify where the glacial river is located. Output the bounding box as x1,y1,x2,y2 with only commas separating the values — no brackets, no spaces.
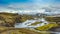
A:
14,18,60,34
14,18,49,28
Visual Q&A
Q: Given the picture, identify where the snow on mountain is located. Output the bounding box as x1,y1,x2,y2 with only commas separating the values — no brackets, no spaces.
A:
44,8,60,15
0,7,60,15
0,9,45,14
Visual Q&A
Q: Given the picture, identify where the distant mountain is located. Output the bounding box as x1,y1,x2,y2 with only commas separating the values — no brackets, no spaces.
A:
0,7,60,15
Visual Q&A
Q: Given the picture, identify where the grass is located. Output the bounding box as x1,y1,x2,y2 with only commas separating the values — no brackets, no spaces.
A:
0,13,35,27
0,26,40,34
31,22,41,26
45,16,60,22
36,23,58,31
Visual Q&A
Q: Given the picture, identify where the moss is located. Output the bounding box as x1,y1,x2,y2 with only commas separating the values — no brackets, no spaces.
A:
31,22,41,26
45,16,60,22
0,27,40,34
36,23,58,31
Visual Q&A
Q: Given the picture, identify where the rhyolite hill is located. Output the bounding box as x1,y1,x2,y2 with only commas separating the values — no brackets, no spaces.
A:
0,12,35,27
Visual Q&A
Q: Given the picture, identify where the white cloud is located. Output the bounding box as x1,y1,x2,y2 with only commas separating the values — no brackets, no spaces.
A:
0,0,60,15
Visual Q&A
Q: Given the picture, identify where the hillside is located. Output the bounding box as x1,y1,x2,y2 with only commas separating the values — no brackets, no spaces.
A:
0,13,60,34
0,13,35,27
0,26,41,34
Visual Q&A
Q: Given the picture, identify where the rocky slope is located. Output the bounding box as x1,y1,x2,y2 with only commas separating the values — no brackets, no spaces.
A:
0,13,35,27
0,13,22,27
0,13,60,34
0,26,41,34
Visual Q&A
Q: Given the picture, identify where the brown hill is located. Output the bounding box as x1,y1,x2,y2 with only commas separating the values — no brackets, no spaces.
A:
0,13,34,27
0,26,40,34
0,13,21,27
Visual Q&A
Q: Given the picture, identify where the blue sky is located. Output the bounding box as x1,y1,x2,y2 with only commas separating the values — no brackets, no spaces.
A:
0,0,60,10
0,0,60,4
0,0,33,4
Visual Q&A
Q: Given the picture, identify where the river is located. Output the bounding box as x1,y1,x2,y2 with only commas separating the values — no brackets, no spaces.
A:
14,18,60,34
14,18,49,28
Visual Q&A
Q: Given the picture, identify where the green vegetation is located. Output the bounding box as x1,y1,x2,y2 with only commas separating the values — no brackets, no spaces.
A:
45,16,60,22
0,26,40,34
19,15,34,22
0,13,35,27
31,22,41,26
36,23,58,31
45,16,60,25
0,13,60,34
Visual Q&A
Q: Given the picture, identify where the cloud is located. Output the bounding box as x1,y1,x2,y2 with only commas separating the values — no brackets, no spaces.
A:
0,0,60,14
0,0,60,10
5,0,60,10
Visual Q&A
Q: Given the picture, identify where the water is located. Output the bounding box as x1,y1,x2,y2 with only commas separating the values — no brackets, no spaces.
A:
14,18,60,34
15,20,36,28
14,18,49,28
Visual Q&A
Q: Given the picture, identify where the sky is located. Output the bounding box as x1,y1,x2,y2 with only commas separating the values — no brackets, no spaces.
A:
0,0,60,8
0,0,60,5
0,0,60,13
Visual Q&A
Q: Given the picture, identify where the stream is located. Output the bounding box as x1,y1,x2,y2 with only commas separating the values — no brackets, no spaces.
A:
14,18,60,34
14,18,49,28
